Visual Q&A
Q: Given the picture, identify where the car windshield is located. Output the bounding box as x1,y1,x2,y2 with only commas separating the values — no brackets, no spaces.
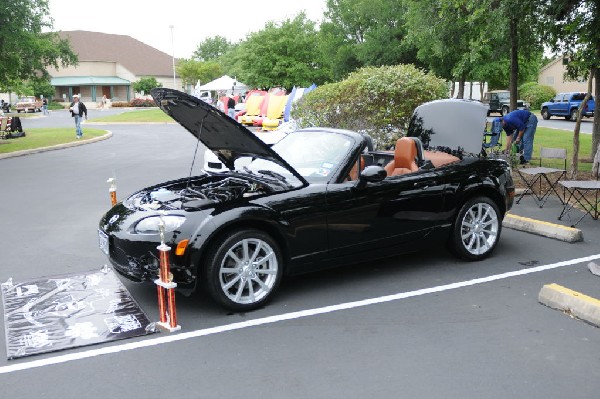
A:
497,92,509,101
240,130,355,185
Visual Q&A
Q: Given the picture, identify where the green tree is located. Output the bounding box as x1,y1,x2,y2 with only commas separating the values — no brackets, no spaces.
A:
544,0,600,172
405,0,474,97
320,0,419,80
475,0,542,110
132,77,162,95
193,36,234,61
176,59,222,86
0,0,77,93
29,78,55,99
226,13,329,89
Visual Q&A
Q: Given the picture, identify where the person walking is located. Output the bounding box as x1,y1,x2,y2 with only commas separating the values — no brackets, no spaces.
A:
498,109,538,164
69,95,88,139
42,97,48,115
227,95,236,119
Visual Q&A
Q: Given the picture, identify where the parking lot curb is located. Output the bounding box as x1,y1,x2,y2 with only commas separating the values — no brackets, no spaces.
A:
0,131,112,160
538,283,600,327
503,213,583,243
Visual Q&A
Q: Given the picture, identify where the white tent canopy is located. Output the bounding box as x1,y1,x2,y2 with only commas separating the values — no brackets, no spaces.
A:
198,75,249,95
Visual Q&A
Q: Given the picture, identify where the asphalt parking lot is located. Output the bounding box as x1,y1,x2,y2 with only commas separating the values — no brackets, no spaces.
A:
1,110,599,398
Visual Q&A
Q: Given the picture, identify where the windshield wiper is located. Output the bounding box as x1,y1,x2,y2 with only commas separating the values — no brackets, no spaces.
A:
258,169,287,183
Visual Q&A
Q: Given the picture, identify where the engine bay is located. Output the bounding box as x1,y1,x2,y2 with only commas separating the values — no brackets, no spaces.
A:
126,176,272,211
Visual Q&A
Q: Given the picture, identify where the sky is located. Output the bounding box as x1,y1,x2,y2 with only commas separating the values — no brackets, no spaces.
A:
47,0,327,59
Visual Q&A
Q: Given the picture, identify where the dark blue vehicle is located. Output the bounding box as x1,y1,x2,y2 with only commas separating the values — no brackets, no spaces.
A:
541,92,595,121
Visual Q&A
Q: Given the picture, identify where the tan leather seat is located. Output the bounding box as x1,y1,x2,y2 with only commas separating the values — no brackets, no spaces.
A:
348,155,365,181
384,137,420,176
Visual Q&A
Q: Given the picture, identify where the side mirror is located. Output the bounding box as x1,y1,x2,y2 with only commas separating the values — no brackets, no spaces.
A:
357,166,386,188
550,99,555,103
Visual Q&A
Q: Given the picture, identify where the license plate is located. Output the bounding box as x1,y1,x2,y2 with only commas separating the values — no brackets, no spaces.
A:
98,229,109,255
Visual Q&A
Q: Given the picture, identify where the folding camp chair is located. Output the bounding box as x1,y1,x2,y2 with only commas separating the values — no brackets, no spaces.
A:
558,177,600,227
482,119,503,157
516,147,567,208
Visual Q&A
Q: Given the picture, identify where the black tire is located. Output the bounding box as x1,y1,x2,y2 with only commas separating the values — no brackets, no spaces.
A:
203,229,283,311
569,108,578,122
541,108,550,120
501,106,509,116
450,196,501,261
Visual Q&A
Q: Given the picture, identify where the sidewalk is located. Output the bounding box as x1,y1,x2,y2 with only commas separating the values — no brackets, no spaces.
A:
506,192,600,241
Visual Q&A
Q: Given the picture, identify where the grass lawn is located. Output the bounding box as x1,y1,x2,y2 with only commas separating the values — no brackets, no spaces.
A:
0,128,107,154
2,112,42,119
528,127,593,172
88,108,173,123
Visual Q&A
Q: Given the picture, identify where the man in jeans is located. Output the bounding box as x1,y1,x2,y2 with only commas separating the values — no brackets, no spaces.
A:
69,94,88,139
498,109,538,164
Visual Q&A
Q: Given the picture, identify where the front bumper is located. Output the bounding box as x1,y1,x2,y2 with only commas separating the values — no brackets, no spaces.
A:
101,229,197,290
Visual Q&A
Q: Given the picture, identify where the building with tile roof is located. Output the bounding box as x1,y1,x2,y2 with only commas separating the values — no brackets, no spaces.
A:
50,30,180,106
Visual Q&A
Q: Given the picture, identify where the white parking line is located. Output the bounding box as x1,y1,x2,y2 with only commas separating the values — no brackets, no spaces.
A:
2,253,600,375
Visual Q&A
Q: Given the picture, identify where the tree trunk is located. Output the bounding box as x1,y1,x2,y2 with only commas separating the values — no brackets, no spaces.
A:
593,141,600,178
509,16,519,112
480,82,486,99
469,81,473,100
456,75,466,99
592,69,600,162
450,81,456,98
571,69,595,179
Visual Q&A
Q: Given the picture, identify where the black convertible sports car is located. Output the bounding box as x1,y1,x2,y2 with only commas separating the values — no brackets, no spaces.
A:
98,89,514,311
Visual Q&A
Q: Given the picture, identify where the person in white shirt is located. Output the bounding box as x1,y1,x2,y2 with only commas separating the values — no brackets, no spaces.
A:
69,95,88,139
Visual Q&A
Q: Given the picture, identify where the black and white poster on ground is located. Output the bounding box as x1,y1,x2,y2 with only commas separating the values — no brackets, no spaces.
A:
1,267,156,359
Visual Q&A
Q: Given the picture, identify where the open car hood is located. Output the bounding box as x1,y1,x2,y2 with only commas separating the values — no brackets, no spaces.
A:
152,88,307,185
407,99,487,155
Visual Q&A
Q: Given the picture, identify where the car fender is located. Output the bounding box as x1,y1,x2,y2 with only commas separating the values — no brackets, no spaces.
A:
456,175,508,216
187,204,290,274
444,167,508,219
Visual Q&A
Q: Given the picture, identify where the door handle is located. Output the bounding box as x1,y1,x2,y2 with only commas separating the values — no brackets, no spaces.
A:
413,181,432,189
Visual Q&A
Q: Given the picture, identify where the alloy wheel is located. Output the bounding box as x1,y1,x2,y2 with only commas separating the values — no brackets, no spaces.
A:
460,202,499,256
218,237,279,305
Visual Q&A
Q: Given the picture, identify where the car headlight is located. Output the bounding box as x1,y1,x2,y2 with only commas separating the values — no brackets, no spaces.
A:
134,215,186,234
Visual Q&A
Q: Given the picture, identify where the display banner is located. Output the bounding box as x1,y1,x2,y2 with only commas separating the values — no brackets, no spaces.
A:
1,268,156,359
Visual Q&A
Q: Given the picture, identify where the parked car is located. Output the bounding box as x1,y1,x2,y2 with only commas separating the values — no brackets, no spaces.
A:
15,96,43,113
540,92,595,121
481,90,529,116
198,91,213,104
98,89,514,311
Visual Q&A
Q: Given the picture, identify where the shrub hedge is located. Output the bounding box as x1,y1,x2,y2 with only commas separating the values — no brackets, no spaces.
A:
292,64,448,148
518,82,556,110
111,98,158,108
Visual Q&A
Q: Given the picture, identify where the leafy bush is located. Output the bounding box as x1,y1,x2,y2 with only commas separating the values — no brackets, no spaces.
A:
110,99,158,107
130,98,157,107
292,64,448,148
518,82,556,110
132,77,162,95
47,101,65,110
